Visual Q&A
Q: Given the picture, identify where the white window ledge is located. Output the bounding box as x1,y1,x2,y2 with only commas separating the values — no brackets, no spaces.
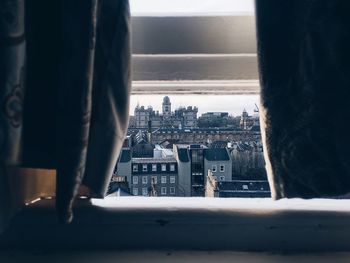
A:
2,198,350,252
132,80,259,95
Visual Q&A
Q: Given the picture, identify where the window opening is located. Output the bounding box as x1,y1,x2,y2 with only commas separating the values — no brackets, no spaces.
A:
161,176,167,184
161,187,167,195
110,0,270,199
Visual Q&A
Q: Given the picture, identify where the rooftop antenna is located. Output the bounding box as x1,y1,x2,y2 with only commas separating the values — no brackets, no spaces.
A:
254,103,259,113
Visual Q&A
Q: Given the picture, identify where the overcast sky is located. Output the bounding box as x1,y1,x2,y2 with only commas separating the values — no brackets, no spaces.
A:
130,95,259,117
130,0,254,16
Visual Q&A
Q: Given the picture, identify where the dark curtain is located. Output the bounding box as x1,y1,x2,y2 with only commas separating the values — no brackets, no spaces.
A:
0,0,25,232
0,0,131,226
256,1,350,199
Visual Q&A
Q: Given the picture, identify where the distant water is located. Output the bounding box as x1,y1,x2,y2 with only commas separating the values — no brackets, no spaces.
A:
130,95,259,117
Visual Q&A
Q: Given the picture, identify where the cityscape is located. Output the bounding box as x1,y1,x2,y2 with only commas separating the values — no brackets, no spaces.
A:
111,96,270,198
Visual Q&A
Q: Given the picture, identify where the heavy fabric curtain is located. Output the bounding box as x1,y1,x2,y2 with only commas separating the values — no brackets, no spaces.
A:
0,0,26,232
256,0,350,199
0,0,131,227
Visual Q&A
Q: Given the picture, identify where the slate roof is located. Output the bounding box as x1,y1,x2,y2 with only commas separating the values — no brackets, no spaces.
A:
177,148,190,162
211,140,228,148
119,149,131,163
216,180,271,198
217,180,270,191
204,148,230,161
135,130,148,144
107,181,131,196
132,157,177,164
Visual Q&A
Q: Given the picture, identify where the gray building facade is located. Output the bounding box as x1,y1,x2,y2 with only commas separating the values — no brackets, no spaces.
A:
204,148,232,182
130,157,179,197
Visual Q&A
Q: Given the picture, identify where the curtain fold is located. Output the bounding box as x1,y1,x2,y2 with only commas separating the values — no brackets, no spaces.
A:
82,0,131,198
55,0,99,224
256,0,350,199
0,0,25,232
56,0,131,223
1,0,131,226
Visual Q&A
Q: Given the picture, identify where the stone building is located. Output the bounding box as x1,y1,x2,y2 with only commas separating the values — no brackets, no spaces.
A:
115,147,179,197
173,144,233,197
230,140,266,180
174,106,198,128
240,108,260,130
134,105,153,129
130,157,179,197
204,148,232,182
151,128,261,145
198,112,230,128
133,96,198,129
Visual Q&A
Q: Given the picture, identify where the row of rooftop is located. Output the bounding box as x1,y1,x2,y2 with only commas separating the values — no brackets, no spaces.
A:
114,142,267,198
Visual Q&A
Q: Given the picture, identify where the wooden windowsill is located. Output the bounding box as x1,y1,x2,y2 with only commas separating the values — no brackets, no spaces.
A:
1,197,350,252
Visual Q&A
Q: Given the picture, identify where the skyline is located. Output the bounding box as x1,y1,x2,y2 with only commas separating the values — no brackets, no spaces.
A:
129,95,260,116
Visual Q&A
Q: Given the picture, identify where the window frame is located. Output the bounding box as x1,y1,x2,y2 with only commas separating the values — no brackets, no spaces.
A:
132,176,139,185
161,164,167,172
161,176,167,184
152,164,157,172
131,15,258,95
142,187,148,196
142,164,148,172
142,176,148,184
161,187,167,195
5,7,348,254
151,176,158,184
220,165,225,172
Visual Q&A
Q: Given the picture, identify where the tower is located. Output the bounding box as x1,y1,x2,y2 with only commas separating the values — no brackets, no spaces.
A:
240,109,249,130
162,96,171,118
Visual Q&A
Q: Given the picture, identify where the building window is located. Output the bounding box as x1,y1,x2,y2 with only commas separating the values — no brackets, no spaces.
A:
170,176,176,184
133,164,138,172
142,176,148,184
220,164,225,172
132,176,138,185
170,187,175,195
161,187,167,195
133,188,138,196
220,176,225,181
152,164,157,172
161,176,167,184
161,164,167,172
242,184,249,190
170,164,175,171
142,187,148,196
212,165,217,172
142,164,148,172
151,176,157,184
